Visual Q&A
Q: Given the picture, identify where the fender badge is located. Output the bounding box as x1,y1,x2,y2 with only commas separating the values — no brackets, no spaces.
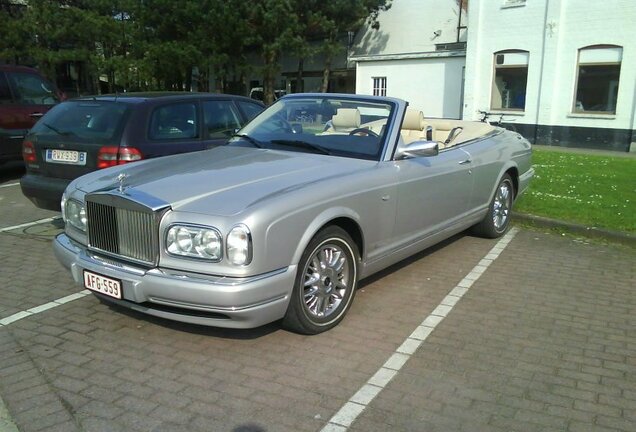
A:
117,173,128,193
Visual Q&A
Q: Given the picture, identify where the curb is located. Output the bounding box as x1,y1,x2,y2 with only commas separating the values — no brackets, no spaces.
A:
0,395,19,432
512,212,636,247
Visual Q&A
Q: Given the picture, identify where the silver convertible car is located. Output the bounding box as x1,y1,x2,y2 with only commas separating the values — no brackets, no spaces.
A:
54,93,533,334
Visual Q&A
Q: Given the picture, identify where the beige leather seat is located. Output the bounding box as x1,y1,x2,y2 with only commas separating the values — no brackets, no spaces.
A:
401,109,434,144
331,108,361,133
433,120,463,147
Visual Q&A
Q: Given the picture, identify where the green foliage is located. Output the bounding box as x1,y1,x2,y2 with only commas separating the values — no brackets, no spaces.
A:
515,149,636,233
0,0,391,96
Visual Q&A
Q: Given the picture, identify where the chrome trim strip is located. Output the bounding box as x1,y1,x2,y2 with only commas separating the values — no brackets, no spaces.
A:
154,266,290,286
147,293,288,313
89,189,170,212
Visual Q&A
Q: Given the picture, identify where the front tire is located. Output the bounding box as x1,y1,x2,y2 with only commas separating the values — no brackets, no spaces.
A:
471,174,514,238
282,226,359,334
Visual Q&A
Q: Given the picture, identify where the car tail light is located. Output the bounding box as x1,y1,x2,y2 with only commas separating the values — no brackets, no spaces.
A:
97,146,143,169
22,141,36,163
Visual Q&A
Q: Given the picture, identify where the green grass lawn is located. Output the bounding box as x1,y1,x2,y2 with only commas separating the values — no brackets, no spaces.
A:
515,148,636,233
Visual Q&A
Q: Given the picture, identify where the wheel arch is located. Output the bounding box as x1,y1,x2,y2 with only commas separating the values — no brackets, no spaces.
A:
489,162,518,200
504,166,519,198
290,208,365,266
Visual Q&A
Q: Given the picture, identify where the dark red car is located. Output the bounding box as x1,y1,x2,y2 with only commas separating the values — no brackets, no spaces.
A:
0,65,64,165
20,92,265,210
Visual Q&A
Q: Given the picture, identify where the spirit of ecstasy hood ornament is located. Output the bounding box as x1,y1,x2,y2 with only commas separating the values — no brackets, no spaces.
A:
116,173,128,193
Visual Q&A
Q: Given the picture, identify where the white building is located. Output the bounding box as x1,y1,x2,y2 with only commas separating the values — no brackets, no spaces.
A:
463,0,636,152
351,0,468,119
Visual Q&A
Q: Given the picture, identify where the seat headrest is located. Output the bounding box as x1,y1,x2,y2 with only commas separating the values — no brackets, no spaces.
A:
332,108,361,129
402,110,424,131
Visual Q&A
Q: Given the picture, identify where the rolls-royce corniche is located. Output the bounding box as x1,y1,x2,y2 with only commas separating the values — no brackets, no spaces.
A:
54,93,534,334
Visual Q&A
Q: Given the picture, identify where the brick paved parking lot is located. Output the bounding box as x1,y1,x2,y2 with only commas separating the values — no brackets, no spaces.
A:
1,165,635,432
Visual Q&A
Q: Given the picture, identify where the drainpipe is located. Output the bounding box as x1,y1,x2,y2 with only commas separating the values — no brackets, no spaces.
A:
533,0,551,144
457,0,464,42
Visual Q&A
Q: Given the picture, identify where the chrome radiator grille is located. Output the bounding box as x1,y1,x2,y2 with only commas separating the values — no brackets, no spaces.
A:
86,199,160,266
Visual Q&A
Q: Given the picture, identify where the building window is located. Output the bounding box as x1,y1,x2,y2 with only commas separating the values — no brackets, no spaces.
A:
491,50,529,111
372,77,386,96
502,0,526,8
573,45,622,114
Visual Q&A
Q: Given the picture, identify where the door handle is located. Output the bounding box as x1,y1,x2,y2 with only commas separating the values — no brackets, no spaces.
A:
29,112,44,118
458,159,472,165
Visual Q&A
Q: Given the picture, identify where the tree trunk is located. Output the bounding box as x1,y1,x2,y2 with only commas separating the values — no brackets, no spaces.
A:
263,49,277,105
321,57,331,93
296,59,304,93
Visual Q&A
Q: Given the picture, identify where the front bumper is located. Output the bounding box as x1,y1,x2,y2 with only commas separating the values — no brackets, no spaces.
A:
54,233,296,329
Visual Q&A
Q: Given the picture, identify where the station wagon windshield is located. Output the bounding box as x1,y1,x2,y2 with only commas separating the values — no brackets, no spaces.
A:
230,96,395,161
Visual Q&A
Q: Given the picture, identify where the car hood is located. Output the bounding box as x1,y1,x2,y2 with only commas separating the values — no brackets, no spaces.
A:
75,146,375,216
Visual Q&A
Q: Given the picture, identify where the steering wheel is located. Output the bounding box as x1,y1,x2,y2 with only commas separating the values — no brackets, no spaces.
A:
348,128,379,137
273,116,293,133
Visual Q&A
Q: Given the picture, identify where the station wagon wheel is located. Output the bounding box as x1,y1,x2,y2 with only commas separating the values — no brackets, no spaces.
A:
471,173,514,239
282,226,359,334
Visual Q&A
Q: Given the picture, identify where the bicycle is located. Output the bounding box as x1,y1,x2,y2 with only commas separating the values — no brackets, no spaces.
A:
478,110,518,133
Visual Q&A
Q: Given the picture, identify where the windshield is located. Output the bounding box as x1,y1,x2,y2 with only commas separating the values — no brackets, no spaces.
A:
31,100,129,142
230,96,395,161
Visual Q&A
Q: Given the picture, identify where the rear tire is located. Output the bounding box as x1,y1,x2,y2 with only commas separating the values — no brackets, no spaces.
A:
282,226,359,335
471,174,514,238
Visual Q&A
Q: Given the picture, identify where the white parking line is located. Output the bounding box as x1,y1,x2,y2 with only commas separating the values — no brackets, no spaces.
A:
0,216,62,233
321,227,519,431
0,182,20,189
0,290,91,327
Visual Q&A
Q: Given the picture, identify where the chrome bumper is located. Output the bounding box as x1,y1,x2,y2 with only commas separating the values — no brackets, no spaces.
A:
53,233,295,328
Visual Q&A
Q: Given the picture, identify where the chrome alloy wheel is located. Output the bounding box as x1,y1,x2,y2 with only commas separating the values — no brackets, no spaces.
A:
492,180,512,230
302,243,351,319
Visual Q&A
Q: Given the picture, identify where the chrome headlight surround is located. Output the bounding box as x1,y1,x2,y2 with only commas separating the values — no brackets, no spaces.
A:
165,224,222,261
65,199,87,232
60,193,67,222
227,224,252,266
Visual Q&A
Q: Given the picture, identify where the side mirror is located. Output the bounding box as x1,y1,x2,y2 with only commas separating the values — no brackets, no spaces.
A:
396,140,439,159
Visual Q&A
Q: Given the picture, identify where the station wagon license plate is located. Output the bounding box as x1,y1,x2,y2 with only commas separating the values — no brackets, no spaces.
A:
46,149,87,165
83,270,122,299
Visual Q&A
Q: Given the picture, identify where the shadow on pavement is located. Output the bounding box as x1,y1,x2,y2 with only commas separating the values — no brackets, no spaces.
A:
0,161,25,183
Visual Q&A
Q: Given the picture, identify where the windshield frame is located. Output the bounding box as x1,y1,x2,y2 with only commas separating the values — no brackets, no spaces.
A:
232,94,403,162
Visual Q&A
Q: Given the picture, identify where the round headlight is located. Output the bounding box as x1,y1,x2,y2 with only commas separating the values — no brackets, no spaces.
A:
79,206,87,227
195,230,221,259
227,225,252,265
176,227,193,252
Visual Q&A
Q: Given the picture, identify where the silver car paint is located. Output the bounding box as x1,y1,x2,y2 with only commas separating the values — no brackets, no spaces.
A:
55,94,533,328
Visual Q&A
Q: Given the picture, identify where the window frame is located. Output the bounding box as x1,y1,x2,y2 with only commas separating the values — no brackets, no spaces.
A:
372,77,387,97
147,101,200,142
6,71,59,106
236,100,265,122
501,0,526,8
201,99,243,140
572,45,622,115
490,49,529,112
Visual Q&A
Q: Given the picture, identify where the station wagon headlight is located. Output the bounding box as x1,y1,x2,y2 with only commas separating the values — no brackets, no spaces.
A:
166,225,221,261
227,225,252,265
65,199,87,232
